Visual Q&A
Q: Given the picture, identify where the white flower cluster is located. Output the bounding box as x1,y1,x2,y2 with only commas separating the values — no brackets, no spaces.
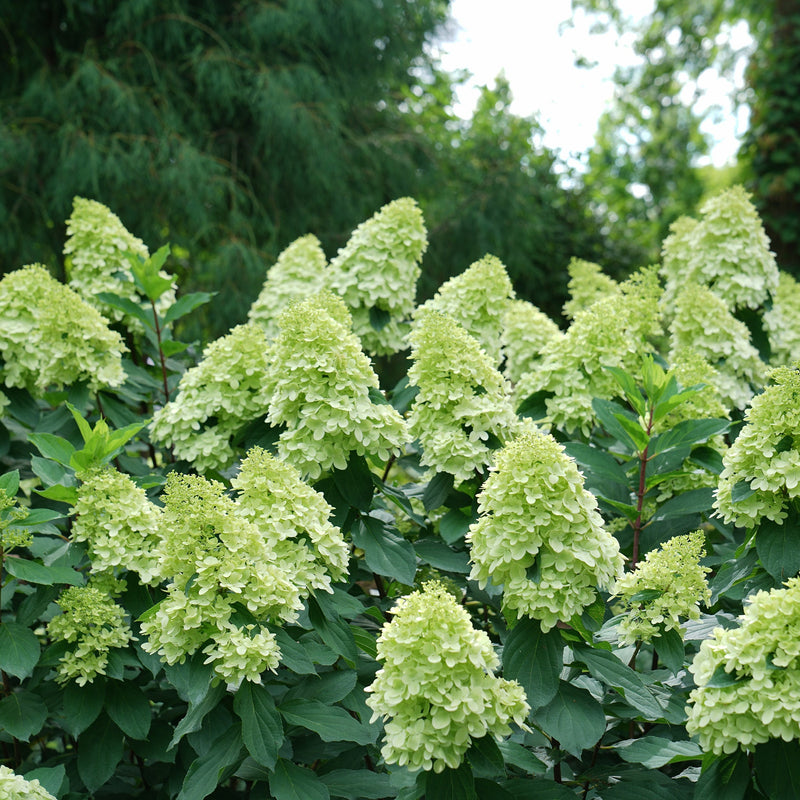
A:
764,271,800,367
0,766,56,800
562,257,619,320
500,299,562,385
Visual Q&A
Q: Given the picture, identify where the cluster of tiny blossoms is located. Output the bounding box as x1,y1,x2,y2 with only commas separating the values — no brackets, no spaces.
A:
500,299,562,385
408,311,521,484
72,465,162,583
612,531,711,645
668,283,767,411
686,576,800,754
150,323,272,472
263,292,408,479
0,265,126,394
0,766,56,800
514,267,663,436
715,364,800,528
467,429,624,630
327,198,427,355
415,254,515,365
248,234,329,339
365,582,529,773
47,583,134,685
63,196,175,325
764,271,800,367
561,257,619,320
661,185,778,312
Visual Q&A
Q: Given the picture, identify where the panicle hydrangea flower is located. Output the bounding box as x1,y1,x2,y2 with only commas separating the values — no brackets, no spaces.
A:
140,472,293,685
514,267,663,436
668,284,767,411
715,364,800,528
248,234,329,339
63,196,176,326
562,258,619,320
764,271,800,367
612,531,711,645
408,311,521,484
232,446,349,595
500,299,563,385
0,264,126,393
467,429,624,631
686,576,800,754
150,323,272,472
415,254,515,365
72,465,162,583
0,766,57,800
661,186,778,312
327,198,427,355
365,581,529,773
263,292,408,479
47,583,134,685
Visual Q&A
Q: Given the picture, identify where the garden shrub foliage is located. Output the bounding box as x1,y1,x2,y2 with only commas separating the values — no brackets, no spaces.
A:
1,188,800,798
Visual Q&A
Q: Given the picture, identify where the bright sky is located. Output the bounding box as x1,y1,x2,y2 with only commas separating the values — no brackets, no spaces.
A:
435,0,748,167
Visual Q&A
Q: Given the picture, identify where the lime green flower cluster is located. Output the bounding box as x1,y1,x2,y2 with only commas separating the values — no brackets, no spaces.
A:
63,196,175,325
612,531,711,645
415,254,515,365
0,766,56,800
500,299,562,385
150,323,272,472
328,198,427,355
408,311,520,483
686,576,800,754
514,267,663,436
248,234,329,339
467,429,624,631
668,284,767,410
562,257,619,320
715,365,800,528
72,465,162,583
0,264,126,394
365,581,529,773
661,186,778,313
232,446,349,595
764,271,800,367
47,584,134,685
263,292,408,479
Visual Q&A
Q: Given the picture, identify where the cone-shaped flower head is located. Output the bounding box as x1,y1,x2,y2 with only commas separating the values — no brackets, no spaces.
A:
669,283,767,411
248,234,329,339
47,583,134,685
150,323,272,472
0,264,126,393
72,465,162,584
765,271,800,367
661,186,778,312
0,766,57,799
715,364,800,528
232,446,349,595
263,292,408,479
612,531,711,645
365,581,529,773
514,267,663,436
327,198,427,355
686,576,800,754
408,311,520,484
562,257,619,320
63,196,176,325
501,299,563,385
415,254,515,365
467,429,624,631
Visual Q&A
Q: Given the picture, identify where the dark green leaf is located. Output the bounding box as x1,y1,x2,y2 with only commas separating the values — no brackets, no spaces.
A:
604,365,647,417
169,683,226,749
706,664,744,689
28,432,76,466
272,628,316,674
757,508,800,581
425,763,477,800
307,595,358,664
502,617,562,711
496,741,547,775
320,769,394,799
15,584,59,627
22,765,66,798
650,487,714,521
439,508,473,544
0,689,47,740
499,777,575,799
5,557,84,586
351,516,416,585
164,653,216,704
62,679,106,737
650,418,730,456
36,483,79,504
95,291,152,327
177,723,245,800
163,291,215,326
414,538,470,573
368,304,392,331
278,698,374,745
694,750,750,800
77,713,125,793
0,470,20,498
689,445,726,475
31,455,69,488
333,454,375,511
592,398,642,452
467,735,506,779
0,621,40,679
532,681,606,757
654,627,685,674
423,471,454,511
270,759,331,800
516,389,553,420
754,738,800,800
731,480,754,503
105,680,151,740
601,769,694,799
563,442,629,485
283,671,357,705
615,736,702,768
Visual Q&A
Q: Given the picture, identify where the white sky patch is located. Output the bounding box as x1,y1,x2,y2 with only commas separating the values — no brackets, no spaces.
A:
434,0,747,167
